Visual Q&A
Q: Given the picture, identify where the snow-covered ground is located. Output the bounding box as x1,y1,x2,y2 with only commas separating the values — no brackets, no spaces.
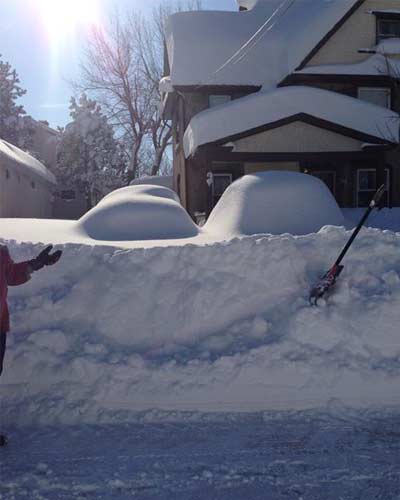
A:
1,410,400,499
1,174,400,498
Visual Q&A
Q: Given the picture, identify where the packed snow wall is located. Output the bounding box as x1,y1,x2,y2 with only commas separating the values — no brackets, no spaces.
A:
1,227,400,425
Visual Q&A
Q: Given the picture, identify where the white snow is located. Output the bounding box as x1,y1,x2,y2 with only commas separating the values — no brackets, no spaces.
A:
297,53,400,76
236,0,259,10
1,217,400,425
183,86,399,157
159,76,174,94
205,171,344,237
374,37,400,55
130,174,173,190
165,0,357,87
0,138,56,185
78,185,198,241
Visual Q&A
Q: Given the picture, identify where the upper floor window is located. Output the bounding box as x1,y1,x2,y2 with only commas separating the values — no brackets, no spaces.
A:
377,18,400,43
358,87,391,109
209,95,231,108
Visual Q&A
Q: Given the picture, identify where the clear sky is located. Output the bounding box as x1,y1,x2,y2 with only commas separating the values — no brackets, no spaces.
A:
0,0,236,129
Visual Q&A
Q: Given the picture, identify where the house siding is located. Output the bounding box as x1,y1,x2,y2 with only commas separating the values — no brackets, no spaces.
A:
230,121,365,153
307,0,400,67
0,162,54,218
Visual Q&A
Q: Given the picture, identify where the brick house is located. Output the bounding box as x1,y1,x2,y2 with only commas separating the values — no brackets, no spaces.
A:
161,0,400,221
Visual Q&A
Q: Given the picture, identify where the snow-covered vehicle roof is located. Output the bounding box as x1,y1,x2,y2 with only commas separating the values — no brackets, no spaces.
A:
78,185,198,241
183,86,399,157
0,138,56,185
204,171,344,237
130,175,173,191
165,0,358,88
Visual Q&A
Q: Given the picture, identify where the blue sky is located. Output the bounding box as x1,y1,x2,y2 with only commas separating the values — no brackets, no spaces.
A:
0,0,235,129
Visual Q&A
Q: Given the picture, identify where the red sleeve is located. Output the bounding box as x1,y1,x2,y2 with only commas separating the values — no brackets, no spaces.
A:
4,248,31,286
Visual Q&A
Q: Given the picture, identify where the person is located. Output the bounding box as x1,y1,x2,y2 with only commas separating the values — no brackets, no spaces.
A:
0,244,62,377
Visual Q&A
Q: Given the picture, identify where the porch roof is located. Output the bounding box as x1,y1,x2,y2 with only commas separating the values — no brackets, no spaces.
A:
183,86,399,158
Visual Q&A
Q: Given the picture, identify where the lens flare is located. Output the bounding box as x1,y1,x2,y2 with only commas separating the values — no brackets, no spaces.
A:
34,0,101,46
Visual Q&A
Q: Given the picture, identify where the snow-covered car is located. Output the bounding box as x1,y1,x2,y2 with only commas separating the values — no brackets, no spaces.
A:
79,185,199,241
204,171,344,237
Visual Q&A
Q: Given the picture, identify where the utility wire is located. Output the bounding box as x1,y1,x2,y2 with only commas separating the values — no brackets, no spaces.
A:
194,0,296,90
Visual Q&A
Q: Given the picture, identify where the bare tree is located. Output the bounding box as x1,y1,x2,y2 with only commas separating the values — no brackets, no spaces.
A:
73,0,202,182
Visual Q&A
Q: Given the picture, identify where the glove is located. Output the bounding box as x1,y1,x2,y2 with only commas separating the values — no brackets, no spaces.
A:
29,245,62,271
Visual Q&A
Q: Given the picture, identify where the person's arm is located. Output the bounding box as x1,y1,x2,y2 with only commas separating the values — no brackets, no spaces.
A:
4,247,31,286
5,245,62,286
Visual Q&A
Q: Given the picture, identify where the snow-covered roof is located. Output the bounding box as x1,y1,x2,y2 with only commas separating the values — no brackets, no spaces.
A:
374,37,400,55
0,138,56,185
183,86,399,157
296,38,400,77
165,0,358,88
296,53,400,77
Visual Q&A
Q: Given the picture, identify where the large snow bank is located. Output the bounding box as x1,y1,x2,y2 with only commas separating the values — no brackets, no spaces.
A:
2,223,400,425
184,86,399,157
78,185,198,241
205,171,344,237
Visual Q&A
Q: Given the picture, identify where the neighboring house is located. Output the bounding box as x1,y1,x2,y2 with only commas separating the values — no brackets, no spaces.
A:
161,0,400,221
22,116,60,170
0,138,56,218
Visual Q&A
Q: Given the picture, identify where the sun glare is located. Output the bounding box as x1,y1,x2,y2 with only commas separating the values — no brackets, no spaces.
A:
34,0,101,45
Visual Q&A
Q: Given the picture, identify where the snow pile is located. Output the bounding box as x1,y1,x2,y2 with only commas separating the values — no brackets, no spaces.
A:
78,185,198,241
205,171,344,237
1,223,400,425
183,86,399,157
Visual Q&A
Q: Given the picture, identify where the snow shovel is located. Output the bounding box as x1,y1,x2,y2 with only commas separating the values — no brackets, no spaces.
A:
309,183,386,305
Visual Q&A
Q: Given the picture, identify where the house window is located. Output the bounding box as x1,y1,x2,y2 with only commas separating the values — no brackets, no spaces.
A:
311,171,336,196
358,87,391,108
60,189,76,200
357,168,390,207
212,173,232,205
209,95,231,108
5,169,10,179
377,18,400,43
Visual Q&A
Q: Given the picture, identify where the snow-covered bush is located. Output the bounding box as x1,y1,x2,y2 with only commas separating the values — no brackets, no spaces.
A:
205,171,344,237
78,185,198,241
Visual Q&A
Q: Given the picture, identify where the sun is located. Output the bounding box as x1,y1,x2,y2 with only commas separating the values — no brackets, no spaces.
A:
34,0,101,45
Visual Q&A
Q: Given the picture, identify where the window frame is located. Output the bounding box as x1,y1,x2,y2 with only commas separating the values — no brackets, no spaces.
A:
357,87,391,109
376,17,400,43
356,168,390,207
208,94,232,108
210,172,233,207
311,170,337,197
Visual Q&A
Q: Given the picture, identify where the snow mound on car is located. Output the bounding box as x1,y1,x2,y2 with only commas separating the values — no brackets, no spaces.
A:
205,171,344,237
78,185,198,241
